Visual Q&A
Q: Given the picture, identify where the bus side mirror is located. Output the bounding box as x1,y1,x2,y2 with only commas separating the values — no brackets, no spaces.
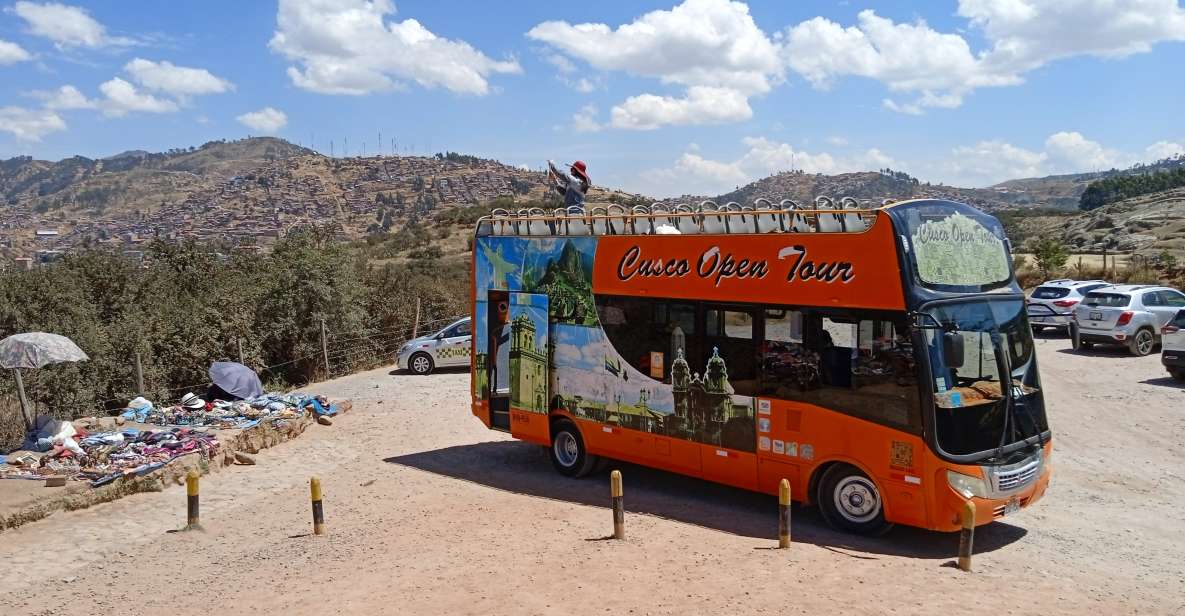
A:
942,332,965,369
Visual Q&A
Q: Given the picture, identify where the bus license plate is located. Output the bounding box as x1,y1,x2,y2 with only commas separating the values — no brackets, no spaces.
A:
1090,311,1103,321
1004,496,1020,515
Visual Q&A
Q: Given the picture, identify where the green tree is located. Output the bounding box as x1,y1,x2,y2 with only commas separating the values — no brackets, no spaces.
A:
1031,236,1069,278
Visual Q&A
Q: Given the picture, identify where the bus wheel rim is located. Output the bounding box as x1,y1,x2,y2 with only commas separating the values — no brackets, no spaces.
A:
1137,331,1153,354
413,356,429,372
554,431,579,467
834,476,879,523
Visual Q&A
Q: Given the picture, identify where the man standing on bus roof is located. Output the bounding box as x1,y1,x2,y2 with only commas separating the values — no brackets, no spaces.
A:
548,159,590,209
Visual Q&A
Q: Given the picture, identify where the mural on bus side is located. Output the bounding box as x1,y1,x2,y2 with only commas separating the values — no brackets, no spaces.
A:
508,293,549,414
475,235,755,452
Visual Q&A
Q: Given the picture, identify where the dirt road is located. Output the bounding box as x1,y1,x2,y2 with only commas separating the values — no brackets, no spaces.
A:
1,336,1182,615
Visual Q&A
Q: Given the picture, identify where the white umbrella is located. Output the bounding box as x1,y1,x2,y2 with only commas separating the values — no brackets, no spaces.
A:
0,332,89,429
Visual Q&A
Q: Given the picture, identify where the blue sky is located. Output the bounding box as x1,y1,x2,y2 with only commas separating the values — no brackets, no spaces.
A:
0,0,1183,197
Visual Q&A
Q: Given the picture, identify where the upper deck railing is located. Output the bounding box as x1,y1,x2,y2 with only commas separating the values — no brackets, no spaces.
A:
475,195,892,237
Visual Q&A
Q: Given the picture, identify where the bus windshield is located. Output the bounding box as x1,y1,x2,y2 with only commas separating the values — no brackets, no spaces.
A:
898,203,1013,291
922,299,1047,458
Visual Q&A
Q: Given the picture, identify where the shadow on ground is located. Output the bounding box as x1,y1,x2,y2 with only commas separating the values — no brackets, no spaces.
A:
1140,376,1185,389
385,440,1027,560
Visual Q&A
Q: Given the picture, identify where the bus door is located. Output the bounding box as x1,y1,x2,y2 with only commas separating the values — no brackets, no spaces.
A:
698,304,760,491
502,292,551,445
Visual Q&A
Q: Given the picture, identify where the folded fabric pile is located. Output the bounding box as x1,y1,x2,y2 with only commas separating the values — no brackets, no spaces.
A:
2,425,219,487
122,391,338,430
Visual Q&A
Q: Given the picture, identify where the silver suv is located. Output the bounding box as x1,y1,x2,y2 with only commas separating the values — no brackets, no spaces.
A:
1071,285,1185,356
396,317,471,374
1027,279,1110,332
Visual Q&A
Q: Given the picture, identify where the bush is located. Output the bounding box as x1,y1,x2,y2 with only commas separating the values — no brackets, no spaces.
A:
0,230,469,449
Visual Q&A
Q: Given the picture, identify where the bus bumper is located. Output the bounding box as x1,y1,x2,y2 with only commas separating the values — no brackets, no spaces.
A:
931,445,1052,532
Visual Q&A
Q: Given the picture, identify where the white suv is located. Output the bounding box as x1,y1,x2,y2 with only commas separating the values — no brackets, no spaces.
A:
1161,309,1185,380
1071,285,1185,356
1026,279,1110,332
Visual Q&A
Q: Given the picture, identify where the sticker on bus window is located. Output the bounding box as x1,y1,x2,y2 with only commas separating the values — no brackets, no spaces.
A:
759,436,771,451
935,376,948,392
758,418,771,433
786,441,798,457
649,351,664,379
758,399,771,414
800,444,814,461
772,440,785,454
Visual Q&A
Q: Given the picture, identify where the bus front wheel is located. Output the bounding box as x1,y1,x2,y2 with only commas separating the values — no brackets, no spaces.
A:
817,464,892,536
549,419,598,478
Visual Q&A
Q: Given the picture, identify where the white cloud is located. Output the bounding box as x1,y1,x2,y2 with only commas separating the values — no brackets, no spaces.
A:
1044,131,1126,171
571,104,601,133
959,0,1185,70
825,136,849,146
529,0,782,129
29,84,96,110
97,77,179,117
636,136,897,197
0,106,66,141
1145,140,1185,161
237,107,288,134
947,140,1049,186
10,1,134,49
124,58,234,97
269,0,520,96
785,2,1185,114
0,39,32,64
941,132,1184,186
610,86,753,130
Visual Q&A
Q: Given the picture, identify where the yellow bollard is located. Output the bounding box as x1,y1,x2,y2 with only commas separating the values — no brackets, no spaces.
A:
610,470,624,540
778,479,791,548
311,476,326,536
957,500,975,572
185,469,201,530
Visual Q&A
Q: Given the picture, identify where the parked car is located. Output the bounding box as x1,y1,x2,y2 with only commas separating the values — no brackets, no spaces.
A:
1160,309,1185,380
1071,285,1185,356
396,317,471,375
1026,279,1111,333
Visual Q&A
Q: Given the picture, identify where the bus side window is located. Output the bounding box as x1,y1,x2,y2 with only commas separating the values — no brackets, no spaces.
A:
763,310,921,433
704,307,757,395
761,309,814,396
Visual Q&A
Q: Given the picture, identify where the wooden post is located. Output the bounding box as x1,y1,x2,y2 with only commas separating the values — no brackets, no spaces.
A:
237,338,245,365
957,500,975,572
412,297,421,339
12,368,33,430
311,476,326,535
611,470,625,540
320,319,330,378
778,479,791,548
134,352,145,396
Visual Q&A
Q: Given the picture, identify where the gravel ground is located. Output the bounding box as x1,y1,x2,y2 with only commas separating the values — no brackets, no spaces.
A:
0,336,1182,615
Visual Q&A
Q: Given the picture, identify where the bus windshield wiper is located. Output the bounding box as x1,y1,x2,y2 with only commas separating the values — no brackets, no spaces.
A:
991,332,1015,461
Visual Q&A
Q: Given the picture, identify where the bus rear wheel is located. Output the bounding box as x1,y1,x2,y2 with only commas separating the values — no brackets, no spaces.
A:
817,464,892,535
549,419,598,478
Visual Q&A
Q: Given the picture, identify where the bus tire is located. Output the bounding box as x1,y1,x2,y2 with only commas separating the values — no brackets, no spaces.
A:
817,463,892,536
408,352,434,375
549,419,598,478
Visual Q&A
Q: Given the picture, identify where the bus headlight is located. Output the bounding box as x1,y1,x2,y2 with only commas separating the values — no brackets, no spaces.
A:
946,470,988,499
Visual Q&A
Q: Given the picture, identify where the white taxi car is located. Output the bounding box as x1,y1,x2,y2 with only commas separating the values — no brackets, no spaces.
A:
396,317,471,375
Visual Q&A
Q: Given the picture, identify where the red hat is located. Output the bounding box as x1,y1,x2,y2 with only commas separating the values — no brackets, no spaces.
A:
570,160,589,181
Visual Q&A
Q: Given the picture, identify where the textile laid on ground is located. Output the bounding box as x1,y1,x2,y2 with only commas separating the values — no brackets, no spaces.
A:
2,391,336,488
2,424,219,487
122,391,338,430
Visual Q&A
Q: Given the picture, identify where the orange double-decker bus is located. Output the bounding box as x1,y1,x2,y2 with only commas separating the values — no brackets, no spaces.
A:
470,199,1051,534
